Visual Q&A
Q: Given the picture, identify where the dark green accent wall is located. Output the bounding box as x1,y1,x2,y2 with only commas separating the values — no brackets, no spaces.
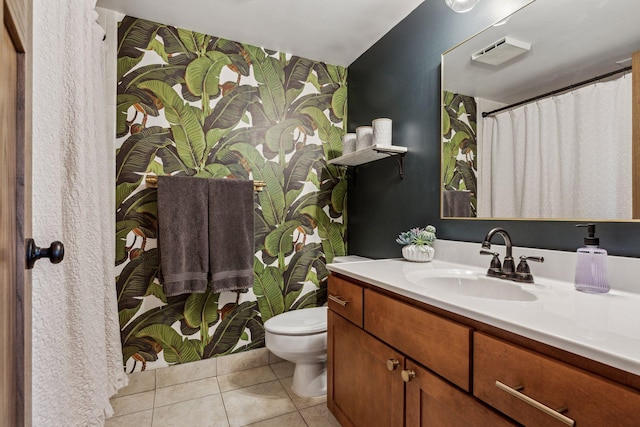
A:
347,0,640,258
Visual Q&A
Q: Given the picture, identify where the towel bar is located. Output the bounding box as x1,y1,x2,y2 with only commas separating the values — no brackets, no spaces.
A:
144,175,266,192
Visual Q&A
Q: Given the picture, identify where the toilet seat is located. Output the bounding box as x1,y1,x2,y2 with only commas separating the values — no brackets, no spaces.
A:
264,307,327,336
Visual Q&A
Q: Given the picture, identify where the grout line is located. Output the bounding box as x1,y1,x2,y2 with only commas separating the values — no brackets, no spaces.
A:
239,410,301,427
216,376,231,426
267,365,278,382
115,351,302,426
150,384,156,427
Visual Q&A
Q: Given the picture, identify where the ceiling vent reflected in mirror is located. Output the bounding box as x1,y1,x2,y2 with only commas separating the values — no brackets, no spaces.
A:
471,37,531,66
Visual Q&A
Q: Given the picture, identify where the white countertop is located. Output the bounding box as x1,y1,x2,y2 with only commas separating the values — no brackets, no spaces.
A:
327,257,640,376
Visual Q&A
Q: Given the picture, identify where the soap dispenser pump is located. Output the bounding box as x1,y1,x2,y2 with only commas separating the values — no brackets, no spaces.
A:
574,224,610,293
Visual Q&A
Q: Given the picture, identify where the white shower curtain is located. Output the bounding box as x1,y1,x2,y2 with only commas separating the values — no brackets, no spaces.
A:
32,1,127,425
478,73,632,219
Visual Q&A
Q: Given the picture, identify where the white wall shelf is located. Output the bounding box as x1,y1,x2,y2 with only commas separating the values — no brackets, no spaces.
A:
328,144,408,178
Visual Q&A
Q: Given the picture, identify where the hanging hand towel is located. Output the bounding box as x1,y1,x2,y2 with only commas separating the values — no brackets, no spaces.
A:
158,176,209,296
442,190,473,217
208,178,255,292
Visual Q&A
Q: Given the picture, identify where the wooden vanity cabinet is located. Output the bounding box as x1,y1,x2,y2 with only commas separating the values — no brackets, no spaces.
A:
474,332,640,427
405,360,516,427
328,310,404,426
328,273,640,427
328,275,512,426
327,275,364,327
364,288,471,391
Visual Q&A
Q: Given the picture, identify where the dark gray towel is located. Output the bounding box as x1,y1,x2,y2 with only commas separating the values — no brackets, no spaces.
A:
158,176,209,296
208,178,255,293
443,190,473,217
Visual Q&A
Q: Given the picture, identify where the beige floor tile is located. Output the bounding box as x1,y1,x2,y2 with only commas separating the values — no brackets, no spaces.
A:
156,357,217,388
269,361,294,379
105,409,153,427
217,366,277,392
279,376,326,410
111,390,155,417
115,370,156,397
155,376,221,407
222,380,297,427
268,351,284,365
152,394,229,427
243,411,306,427
299,404,341,427
217,348,269,376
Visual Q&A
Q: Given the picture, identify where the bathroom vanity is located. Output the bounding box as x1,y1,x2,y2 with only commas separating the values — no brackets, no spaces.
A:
326,256,640,426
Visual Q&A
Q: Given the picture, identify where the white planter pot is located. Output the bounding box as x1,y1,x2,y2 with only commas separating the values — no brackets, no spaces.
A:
402,245,435,262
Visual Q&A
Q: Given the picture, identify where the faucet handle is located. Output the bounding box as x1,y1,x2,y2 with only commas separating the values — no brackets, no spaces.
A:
515,256,544,283
520,255,544,263
480,250,502,277
480,250,498,257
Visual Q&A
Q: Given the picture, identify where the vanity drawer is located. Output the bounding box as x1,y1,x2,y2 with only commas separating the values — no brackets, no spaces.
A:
364,289,472,391
327,275,364,327
474,332,640,427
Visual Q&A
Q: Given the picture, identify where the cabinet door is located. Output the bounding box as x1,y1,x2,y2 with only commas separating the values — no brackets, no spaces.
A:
404,360,516,427
328,310,404,427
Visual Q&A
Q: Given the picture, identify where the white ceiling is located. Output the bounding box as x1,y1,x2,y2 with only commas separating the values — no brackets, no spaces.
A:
96,0,426,66
443,0,640,104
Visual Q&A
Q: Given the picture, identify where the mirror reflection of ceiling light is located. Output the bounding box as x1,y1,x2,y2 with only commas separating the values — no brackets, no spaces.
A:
616,58,632,67
493,17,510,26
445,0,480,13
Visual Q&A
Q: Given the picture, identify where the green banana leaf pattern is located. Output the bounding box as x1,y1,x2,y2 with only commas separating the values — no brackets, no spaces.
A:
442,91,477,216
115,16,347,372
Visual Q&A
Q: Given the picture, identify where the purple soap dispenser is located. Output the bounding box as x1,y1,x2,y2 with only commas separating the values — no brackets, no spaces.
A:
574,224,610,294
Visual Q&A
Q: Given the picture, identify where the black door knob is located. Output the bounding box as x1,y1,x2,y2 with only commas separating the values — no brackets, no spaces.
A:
25,238,64,269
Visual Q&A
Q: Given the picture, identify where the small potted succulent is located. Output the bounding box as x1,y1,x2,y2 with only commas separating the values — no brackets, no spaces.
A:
396,225,437,262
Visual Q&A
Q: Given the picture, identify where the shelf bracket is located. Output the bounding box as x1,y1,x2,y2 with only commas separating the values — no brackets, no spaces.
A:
374,149,405,179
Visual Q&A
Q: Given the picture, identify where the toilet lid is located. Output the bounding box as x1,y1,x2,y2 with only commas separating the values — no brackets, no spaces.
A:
264,307,328,336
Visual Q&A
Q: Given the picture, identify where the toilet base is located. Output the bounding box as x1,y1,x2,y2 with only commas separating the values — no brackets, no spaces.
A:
291,362,327,397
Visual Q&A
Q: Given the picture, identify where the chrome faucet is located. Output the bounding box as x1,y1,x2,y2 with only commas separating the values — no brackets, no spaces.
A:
480,227,543,283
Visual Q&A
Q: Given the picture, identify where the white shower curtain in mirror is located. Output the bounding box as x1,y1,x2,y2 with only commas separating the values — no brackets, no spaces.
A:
478,73,632,219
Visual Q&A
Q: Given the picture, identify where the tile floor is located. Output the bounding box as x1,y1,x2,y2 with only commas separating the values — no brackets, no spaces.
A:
106,349,340,427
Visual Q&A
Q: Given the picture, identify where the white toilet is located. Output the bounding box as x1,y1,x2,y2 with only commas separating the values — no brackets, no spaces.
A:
264,306,328,397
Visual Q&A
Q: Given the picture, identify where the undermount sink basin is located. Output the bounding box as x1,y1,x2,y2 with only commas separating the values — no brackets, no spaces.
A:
405,269,537,302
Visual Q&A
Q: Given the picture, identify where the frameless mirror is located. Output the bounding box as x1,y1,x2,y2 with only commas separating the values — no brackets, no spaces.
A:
441,0,640,221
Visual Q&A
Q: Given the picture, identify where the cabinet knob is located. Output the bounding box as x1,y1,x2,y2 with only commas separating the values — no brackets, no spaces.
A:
401,369,416,383
386,359,400,371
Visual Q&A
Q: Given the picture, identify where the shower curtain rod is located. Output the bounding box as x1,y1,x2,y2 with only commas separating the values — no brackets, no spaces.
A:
481,65,632,118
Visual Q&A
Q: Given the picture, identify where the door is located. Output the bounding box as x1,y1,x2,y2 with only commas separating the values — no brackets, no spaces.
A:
328,310,405,426
404,360,516,427
0,0,32,425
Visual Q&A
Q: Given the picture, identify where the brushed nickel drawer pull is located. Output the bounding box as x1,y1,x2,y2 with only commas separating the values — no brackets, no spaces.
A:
328,295,349,306
495,381,575,426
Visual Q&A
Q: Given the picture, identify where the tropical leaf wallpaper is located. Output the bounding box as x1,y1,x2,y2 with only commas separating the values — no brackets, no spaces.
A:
115,16,347,372
442,91,477,216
